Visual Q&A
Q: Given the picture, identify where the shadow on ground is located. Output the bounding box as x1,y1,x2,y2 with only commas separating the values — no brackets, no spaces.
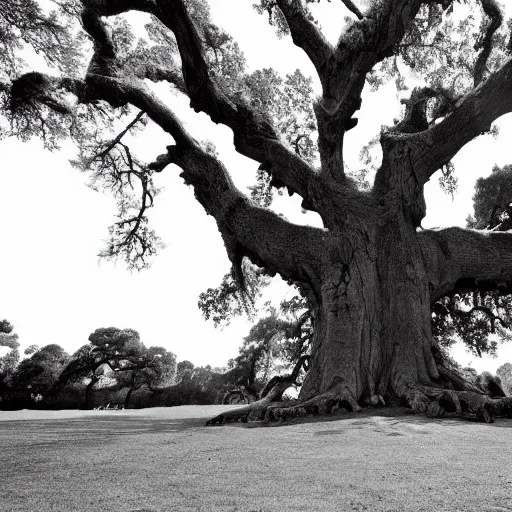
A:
2,405,511,442
221,405,512,430
0,414,207,448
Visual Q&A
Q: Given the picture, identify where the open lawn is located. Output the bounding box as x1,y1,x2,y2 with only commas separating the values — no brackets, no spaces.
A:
1,405,512,512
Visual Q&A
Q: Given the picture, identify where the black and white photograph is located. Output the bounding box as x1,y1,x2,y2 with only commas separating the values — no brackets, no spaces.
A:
1,0,512,510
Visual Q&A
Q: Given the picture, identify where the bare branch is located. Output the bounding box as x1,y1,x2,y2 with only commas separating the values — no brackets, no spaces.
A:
340,0,365,20
275,0,333,76
76,6,327,283
474,0,503,87
85,112,145,165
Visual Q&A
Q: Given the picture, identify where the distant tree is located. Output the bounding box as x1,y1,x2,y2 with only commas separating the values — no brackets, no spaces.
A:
24,345,40,356
116,345,177,407
0,319,20,396
14,344,69,398
170,362,227,405
467,165,512,232
56,328,176,408
220,300,312,404
176,360,195,382
0,319,19,350
497,363,512,395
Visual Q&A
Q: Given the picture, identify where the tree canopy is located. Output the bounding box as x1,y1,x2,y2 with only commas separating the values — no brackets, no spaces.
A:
0,318,20,394
14,344,70,397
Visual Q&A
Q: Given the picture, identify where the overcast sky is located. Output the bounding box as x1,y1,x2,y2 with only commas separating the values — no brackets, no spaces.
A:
1,0,512,373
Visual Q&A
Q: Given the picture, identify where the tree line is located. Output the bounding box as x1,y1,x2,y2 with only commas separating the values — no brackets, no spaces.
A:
0,321,213,409
2,299,512,411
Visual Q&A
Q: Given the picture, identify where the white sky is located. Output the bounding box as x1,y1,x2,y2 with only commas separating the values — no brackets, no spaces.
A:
1,0,512,373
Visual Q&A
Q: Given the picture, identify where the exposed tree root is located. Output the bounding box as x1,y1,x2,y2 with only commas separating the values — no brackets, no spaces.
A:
262,385,363,423
206,379,512,426
406,385,512,423
206,379,363,426
207,356,512,426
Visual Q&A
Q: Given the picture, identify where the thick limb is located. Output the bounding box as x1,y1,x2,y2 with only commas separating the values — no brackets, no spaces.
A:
149,0,319,204
316,0,432,179
339,0,365,20
419,227,512,302
11,5,328,288
275,0,333,77
473,0,503,87
408,56,512,184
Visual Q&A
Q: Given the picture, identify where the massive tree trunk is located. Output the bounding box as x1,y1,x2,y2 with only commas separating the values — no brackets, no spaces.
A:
300,220,436,405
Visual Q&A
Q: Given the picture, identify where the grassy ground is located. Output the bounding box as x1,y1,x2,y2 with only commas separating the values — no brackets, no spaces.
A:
1,405,512,512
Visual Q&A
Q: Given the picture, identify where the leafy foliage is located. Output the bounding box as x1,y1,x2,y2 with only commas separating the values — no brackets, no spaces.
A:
467,164,512,230
0,318,20,394
432,293,512,358
497,362,512,395
220,297,312,401
2,0,323,267
198,260,271,327
14,344,69,396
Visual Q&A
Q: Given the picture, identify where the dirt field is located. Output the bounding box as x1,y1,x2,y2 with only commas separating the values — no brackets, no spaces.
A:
1,405,511,512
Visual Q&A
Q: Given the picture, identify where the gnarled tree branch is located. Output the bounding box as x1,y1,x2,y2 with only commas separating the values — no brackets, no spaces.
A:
11,4,327,283
340,0,365,20
146,0,320,205
275,0,333,77
419,227,512,303
316,0,442,181
410,56,512,184
473,0,503,87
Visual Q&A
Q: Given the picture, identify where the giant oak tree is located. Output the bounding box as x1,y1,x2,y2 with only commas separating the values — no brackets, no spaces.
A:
4,0,512,422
